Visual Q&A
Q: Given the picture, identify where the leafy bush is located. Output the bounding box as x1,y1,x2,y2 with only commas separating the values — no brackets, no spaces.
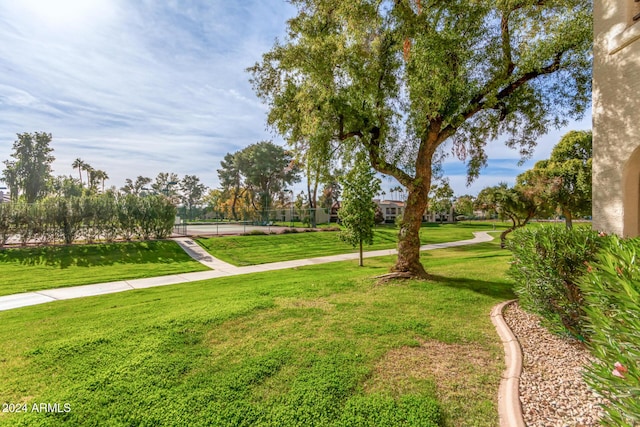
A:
0,194,175,246
507,225,604,339
581,236,640,426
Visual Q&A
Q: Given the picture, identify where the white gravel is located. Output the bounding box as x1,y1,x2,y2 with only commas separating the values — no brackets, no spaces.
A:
503,302,609,427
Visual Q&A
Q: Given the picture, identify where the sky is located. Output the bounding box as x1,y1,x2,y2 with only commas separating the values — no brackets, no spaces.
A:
0,0,591,198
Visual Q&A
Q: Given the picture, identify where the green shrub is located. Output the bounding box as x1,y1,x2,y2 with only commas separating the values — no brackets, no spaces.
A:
581,236,640,426
507,225,604,339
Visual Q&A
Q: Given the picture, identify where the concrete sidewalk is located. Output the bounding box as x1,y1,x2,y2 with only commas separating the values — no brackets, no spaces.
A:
0,232,495,312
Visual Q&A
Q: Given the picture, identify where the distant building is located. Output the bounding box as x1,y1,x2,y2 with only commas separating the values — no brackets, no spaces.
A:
375,199,405,223
0,187,9,203
592,0,640,236
373,199,455,223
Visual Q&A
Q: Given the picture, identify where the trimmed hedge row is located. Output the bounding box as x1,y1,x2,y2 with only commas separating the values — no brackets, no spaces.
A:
508,226,639,425
0,193,176,247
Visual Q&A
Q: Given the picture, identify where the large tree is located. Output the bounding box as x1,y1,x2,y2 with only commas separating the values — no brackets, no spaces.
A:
522,130,591,229
180,175,207,220
1,132,55,203
219,141,301,221
249,0,592,277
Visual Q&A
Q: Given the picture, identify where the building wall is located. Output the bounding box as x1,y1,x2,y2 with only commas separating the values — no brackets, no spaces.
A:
593,0,640,236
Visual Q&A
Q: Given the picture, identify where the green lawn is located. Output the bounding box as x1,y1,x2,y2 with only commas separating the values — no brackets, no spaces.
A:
0,241,210,297
0,241,514,426
195,222,507,266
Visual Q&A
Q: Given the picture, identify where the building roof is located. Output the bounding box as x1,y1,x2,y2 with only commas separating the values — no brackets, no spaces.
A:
374,199,405,207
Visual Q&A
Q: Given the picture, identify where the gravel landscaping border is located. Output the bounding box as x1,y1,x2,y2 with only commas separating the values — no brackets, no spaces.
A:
502,301,608,426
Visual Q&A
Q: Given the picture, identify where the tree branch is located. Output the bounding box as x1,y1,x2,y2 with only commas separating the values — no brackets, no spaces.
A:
501,10,514,77
441,51,565,138
367,127,414,187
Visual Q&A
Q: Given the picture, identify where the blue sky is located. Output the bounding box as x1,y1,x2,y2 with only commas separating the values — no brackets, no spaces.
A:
0,0,590,197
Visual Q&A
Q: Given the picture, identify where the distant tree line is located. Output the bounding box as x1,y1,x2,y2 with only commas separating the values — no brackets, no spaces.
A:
0,132,214,245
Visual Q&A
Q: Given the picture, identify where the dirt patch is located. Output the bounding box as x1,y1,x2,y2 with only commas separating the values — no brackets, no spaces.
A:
364,339,496,397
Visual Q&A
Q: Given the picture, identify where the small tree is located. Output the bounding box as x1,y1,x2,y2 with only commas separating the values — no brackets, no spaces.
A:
429,179,454,223
477,183,539,248
338,153,381,266
454,195,476,219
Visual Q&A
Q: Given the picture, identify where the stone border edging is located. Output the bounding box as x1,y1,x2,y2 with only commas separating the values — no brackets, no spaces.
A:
490,299,525,427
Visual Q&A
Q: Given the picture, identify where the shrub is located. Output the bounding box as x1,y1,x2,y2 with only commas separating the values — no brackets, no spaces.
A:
0,202,11,247
507,225,604,339
581,236,640,426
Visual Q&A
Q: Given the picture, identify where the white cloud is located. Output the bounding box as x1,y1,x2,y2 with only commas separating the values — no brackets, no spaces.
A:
0,0,295,189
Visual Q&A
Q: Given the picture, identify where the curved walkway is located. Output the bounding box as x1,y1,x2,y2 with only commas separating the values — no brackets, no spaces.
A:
0,231,494,312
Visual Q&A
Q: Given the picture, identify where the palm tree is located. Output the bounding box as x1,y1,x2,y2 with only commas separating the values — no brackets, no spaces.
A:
72,158,86,186
82,163,93,189
92,170,109,192
99,170,109,192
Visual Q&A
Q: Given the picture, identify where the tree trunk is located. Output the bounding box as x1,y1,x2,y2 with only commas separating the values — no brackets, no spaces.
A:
500,218,517,248
563,209,573,229
392,187,429,277
307,179,318,228
231,188,239,221
359,239,363,267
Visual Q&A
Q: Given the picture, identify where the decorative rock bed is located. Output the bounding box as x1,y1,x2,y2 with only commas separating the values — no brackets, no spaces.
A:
502,302,608,427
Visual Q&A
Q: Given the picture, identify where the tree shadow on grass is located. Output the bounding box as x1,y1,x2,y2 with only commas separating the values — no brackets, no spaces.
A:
426,274,516,300
0,241,185,269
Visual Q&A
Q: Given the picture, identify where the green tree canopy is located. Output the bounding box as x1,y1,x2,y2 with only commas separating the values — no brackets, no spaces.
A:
180,175,207,219
515,130,591,228
428,178,454,223
249,0,592,277
454,195,476,218
218,141,301,221
1,132,55,203
152,172,181,204
121,176,152,196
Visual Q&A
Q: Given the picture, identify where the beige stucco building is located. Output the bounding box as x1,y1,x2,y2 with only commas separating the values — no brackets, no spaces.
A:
593,0,640,236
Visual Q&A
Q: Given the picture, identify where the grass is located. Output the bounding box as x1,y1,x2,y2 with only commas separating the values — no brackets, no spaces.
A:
0,240,514,426
0,240,210,297
195,221,507,266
